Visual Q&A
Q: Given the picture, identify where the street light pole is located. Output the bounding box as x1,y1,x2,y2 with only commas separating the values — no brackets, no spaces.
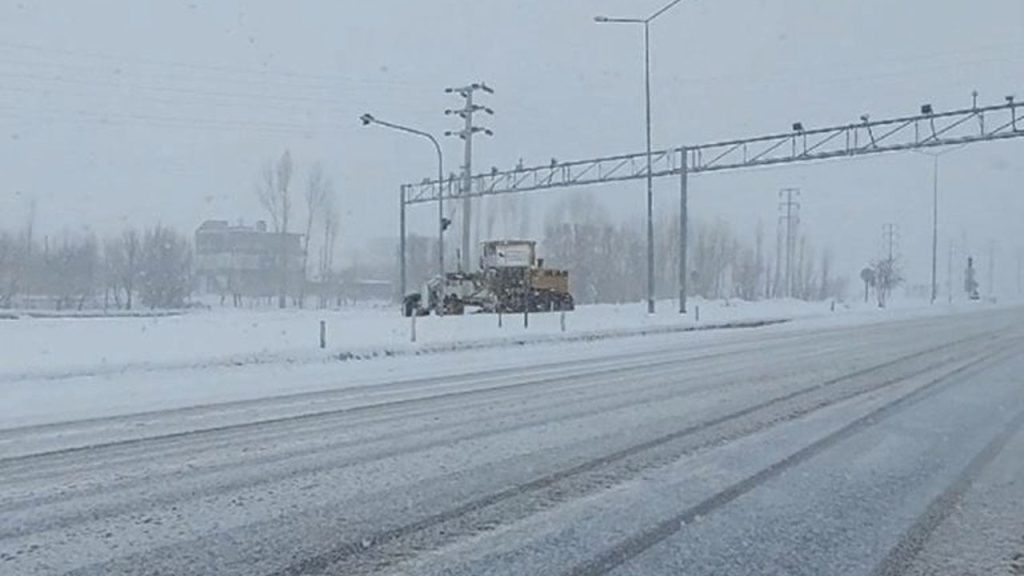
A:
596,0,690,315
931,155,938,304
361,113,446,294
643,21,655,315
914,140,964,305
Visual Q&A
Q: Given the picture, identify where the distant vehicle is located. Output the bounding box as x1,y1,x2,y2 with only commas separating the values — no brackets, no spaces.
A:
403,240,574,316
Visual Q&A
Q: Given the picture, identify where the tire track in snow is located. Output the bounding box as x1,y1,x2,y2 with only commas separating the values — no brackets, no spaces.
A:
561,341,1021,576
266,333,1012,576
868,407,1024,576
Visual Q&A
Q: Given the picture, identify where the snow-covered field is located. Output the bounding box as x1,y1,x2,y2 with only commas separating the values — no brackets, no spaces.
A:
0,297,979,380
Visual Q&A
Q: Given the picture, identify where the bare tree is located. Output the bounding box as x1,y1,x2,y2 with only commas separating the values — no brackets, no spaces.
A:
45,233,98,310
818,249,833,301
100,228,141,310
794,236,816,300
256,150,294,308
484,196,498,242
300,162,330,307
139,225,192,309
0,231,22,308
318,187,340,308
873,257,903,308
102,236,124,309
121,228,140,309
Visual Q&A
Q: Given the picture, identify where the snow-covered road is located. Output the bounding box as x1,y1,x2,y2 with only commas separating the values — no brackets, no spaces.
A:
2,307,1024,575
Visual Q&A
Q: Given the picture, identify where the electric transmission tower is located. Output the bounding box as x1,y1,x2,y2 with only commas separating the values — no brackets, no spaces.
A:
877,223,900,307
882,223,899,264
445,82,494,272
777,188,801,298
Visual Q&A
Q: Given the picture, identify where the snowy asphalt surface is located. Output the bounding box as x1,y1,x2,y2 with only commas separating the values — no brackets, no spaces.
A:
2,307,1024,575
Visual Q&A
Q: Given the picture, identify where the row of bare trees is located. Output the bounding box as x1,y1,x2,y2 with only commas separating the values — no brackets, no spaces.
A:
255,150,340,308
540,193,848,305
0,223,191,311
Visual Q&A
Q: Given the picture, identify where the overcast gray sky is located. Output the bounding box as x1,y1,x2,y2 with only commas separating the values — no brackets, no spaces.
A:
1,0,1022,293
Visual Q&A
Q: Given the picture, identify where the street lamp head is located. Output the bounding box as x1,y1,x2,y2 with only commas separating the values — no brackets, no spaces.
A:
860,114,870,124
1006,95,1015,104
920,104,933,115
359,113,375,126
792,122,804,132
594,15,610,22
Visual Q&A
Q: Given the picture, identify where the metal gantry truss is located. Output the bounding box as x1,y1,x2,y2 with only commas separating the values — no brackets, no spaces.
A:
403,100,1023,204
397,100,1023,311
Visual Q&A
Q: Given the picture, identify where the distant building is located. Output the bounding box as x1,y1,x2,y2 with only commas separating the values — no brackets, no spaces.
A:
194,220,304,299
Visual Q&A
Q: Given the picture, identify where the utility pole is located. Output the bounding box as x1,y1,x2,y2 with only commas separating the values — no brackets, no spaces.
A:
947,240,954,304
880,223,899,306
1017,247,1022,297
445,83,494,273
914,144,966,304
883,223,898,263
778,188,801,298
930,155,938,304
987,240,996,299
774,215,783,298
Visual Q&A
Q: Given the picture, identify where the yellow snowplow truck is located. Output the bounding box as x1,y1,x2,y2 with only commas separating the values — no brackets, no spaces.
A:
403,240,574,316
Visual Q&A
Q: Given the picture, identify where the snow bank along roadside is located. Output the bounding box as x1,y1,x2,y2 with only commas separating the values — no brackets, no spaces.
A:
0,298,991,382
0,301,1010,430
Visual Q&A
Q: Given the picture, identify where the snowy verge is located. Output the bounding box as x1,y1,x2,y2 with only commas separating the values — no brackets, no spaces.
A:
0,316,788,383
0,297,996,383
0,299,1013,430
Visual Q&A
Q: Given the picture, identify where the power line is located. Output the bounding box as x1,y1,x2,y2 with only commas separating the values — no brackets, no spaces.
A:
0,72,442,136
0,40,426,90
0,104,348,136
0,68,375,108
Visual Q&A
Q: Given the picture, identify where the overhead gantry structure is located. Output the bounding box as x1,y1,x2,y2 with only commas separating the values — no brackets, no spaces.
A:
399,98,1023,313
